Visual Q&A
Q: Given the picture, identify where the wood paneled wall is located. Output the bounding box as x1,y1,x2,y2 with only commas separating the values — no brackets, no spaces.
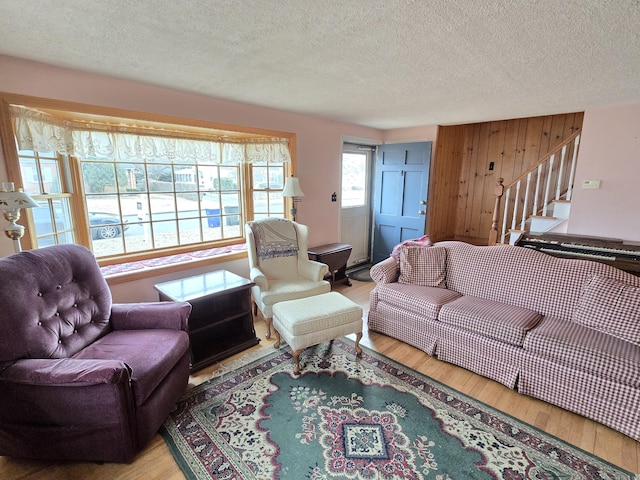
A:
427,124,465,243
427,112,583,245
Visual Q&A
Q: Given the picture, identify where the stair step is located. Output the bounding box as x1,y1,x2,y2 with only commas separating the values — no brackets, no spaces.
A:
529,215,565,233
550,201,571,218
507,229,525,245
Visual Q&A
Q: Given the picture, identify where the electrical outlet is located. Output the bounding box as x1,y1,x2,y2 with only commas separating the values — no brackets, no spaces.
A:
331,192,337,202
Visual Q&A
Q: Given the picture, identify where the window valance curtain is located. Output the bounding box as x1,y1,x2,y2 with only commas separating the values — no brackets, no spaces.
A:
11,106,291,164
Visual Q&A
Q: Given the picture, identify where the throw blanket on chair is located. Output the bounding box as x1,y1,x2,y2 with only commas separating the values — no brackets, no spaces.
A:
249,218,298,260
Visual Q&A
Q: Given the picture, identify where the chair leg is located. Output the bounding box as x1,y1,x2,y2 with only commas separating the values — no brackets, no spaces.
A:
274,329,281,349
292,349,302,375
354,332,363,356
265,317,273,339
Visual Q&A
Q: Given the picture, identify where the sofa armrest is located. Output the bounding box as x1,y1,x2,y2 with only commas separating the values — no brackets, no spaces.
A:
299,259,330,281
0,358,131,385
370,257,400,284
249,266,269,289
110,302,191,331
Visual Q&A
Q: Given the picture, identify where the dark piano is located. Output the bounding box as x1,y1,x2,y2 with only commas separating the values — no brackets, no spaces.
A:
516,232,640,276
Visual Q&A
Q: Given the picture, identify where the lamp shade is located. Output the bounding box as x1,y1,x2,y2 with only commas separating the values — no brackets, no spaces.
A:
0,191,40,211
282,176,305,197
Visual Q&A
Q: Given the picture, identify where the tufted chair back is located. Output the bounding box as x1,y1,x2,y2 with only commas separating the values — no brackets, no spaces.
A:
0,244,112,363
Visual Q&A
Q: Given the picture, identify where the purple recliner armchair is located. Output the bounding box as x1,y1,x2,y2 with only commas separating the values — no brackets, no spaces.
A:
0,244,192,463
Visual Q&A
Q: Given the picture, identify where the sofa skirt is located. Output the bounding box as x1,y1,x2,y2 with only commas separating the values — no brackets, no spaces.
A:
519,353,640,442
436,324,522,389
368,305,438,356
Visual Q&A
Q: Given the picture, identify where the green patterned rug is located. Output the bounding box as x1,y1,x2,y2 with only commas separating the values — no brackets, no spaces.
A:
161,338,636,479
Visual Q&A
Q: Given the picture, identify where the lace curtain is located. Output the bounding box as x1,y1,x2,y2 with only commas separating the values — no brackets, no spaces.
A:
11,106,291,164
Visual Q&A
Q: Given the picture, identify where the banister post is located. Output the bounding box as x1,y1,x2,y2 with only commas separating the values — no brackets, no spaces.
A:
489,177,504,245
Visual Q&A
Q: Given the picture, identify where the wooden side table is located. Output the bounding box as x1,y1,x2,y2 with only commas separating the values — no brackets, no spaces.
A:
154,270,259,372
308,243,352,287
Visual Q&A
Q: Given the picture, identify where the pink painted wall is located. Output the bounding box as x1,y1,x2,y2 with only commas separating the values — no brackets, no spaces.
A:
0,55,383,260
383,125,438,143
567,104,640,242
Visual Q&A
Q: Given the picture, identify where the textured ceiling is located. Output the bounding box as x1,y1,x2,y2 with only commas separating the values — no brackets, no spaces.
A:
1,0,639,129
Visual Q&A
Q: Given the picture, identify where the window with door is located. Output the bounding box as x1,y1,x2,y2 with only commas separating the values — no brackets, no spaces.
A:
341,150,368,208
340,143,373,267
3,97,293,263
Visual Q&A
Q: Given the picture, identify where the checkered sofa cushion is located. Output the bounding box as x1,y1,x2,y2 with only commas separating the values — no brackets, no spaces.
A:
398,246,447,287
572,274,640,347
439,295,542,346
523,316,640,387
375,282,460,321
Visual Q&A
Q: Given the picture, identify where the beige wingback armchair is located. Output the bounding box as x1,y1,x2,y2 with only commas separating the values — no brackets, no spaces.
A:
245,218,330,338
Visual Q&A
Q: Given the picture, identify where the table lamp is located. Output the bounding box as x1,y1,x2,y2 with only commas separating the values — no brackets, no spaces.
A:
282,176,305,221
0,182,40,253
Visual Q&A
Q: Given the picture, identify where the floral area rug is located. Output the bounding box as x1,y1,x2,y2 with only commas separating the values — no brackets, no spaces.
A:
161,338,636,479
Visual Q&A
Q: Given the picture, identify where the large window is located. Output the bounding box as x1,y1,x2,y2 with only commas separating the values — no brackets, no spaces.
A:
3,97,295,263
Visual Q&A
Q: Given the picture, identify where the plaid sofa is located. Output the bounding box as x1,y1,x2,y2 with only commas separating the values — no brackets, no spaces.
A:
368,241,640,441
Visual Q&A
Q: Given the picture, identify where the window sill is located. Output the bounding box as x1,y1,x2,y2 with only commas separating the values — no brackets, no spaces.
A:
102,243,248,285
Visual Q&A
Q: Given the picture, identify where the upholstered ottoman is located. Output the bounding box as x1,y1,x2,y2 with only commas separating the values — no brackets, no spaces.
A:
273,291,363,374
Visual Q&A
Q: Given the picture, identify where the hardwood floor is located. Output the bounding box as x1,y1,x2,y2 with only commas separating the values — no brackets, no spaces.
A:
1,279,638,478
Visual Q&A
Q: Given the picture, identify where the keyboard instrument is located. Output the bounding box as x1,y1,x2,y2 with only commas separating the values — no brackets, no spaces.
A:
516,232,640,276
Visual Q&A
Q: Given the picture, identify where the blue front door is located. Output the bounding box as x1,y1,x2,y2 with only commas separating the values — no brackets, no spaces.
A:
372,142,431,264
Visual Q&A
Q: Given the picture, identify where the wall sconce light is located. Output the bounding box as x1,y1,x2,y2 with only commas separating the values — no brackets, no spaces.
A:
0,182,39,253
282,176,305,222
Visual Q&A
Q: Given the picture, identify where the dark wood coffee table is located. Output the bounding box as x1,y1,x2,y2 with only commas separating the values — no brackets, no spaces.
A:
154,270,259,372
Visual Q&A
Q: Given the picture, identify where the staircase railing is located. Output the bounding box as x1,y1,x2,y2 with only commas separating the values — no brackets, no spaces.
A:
489,131,581,245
